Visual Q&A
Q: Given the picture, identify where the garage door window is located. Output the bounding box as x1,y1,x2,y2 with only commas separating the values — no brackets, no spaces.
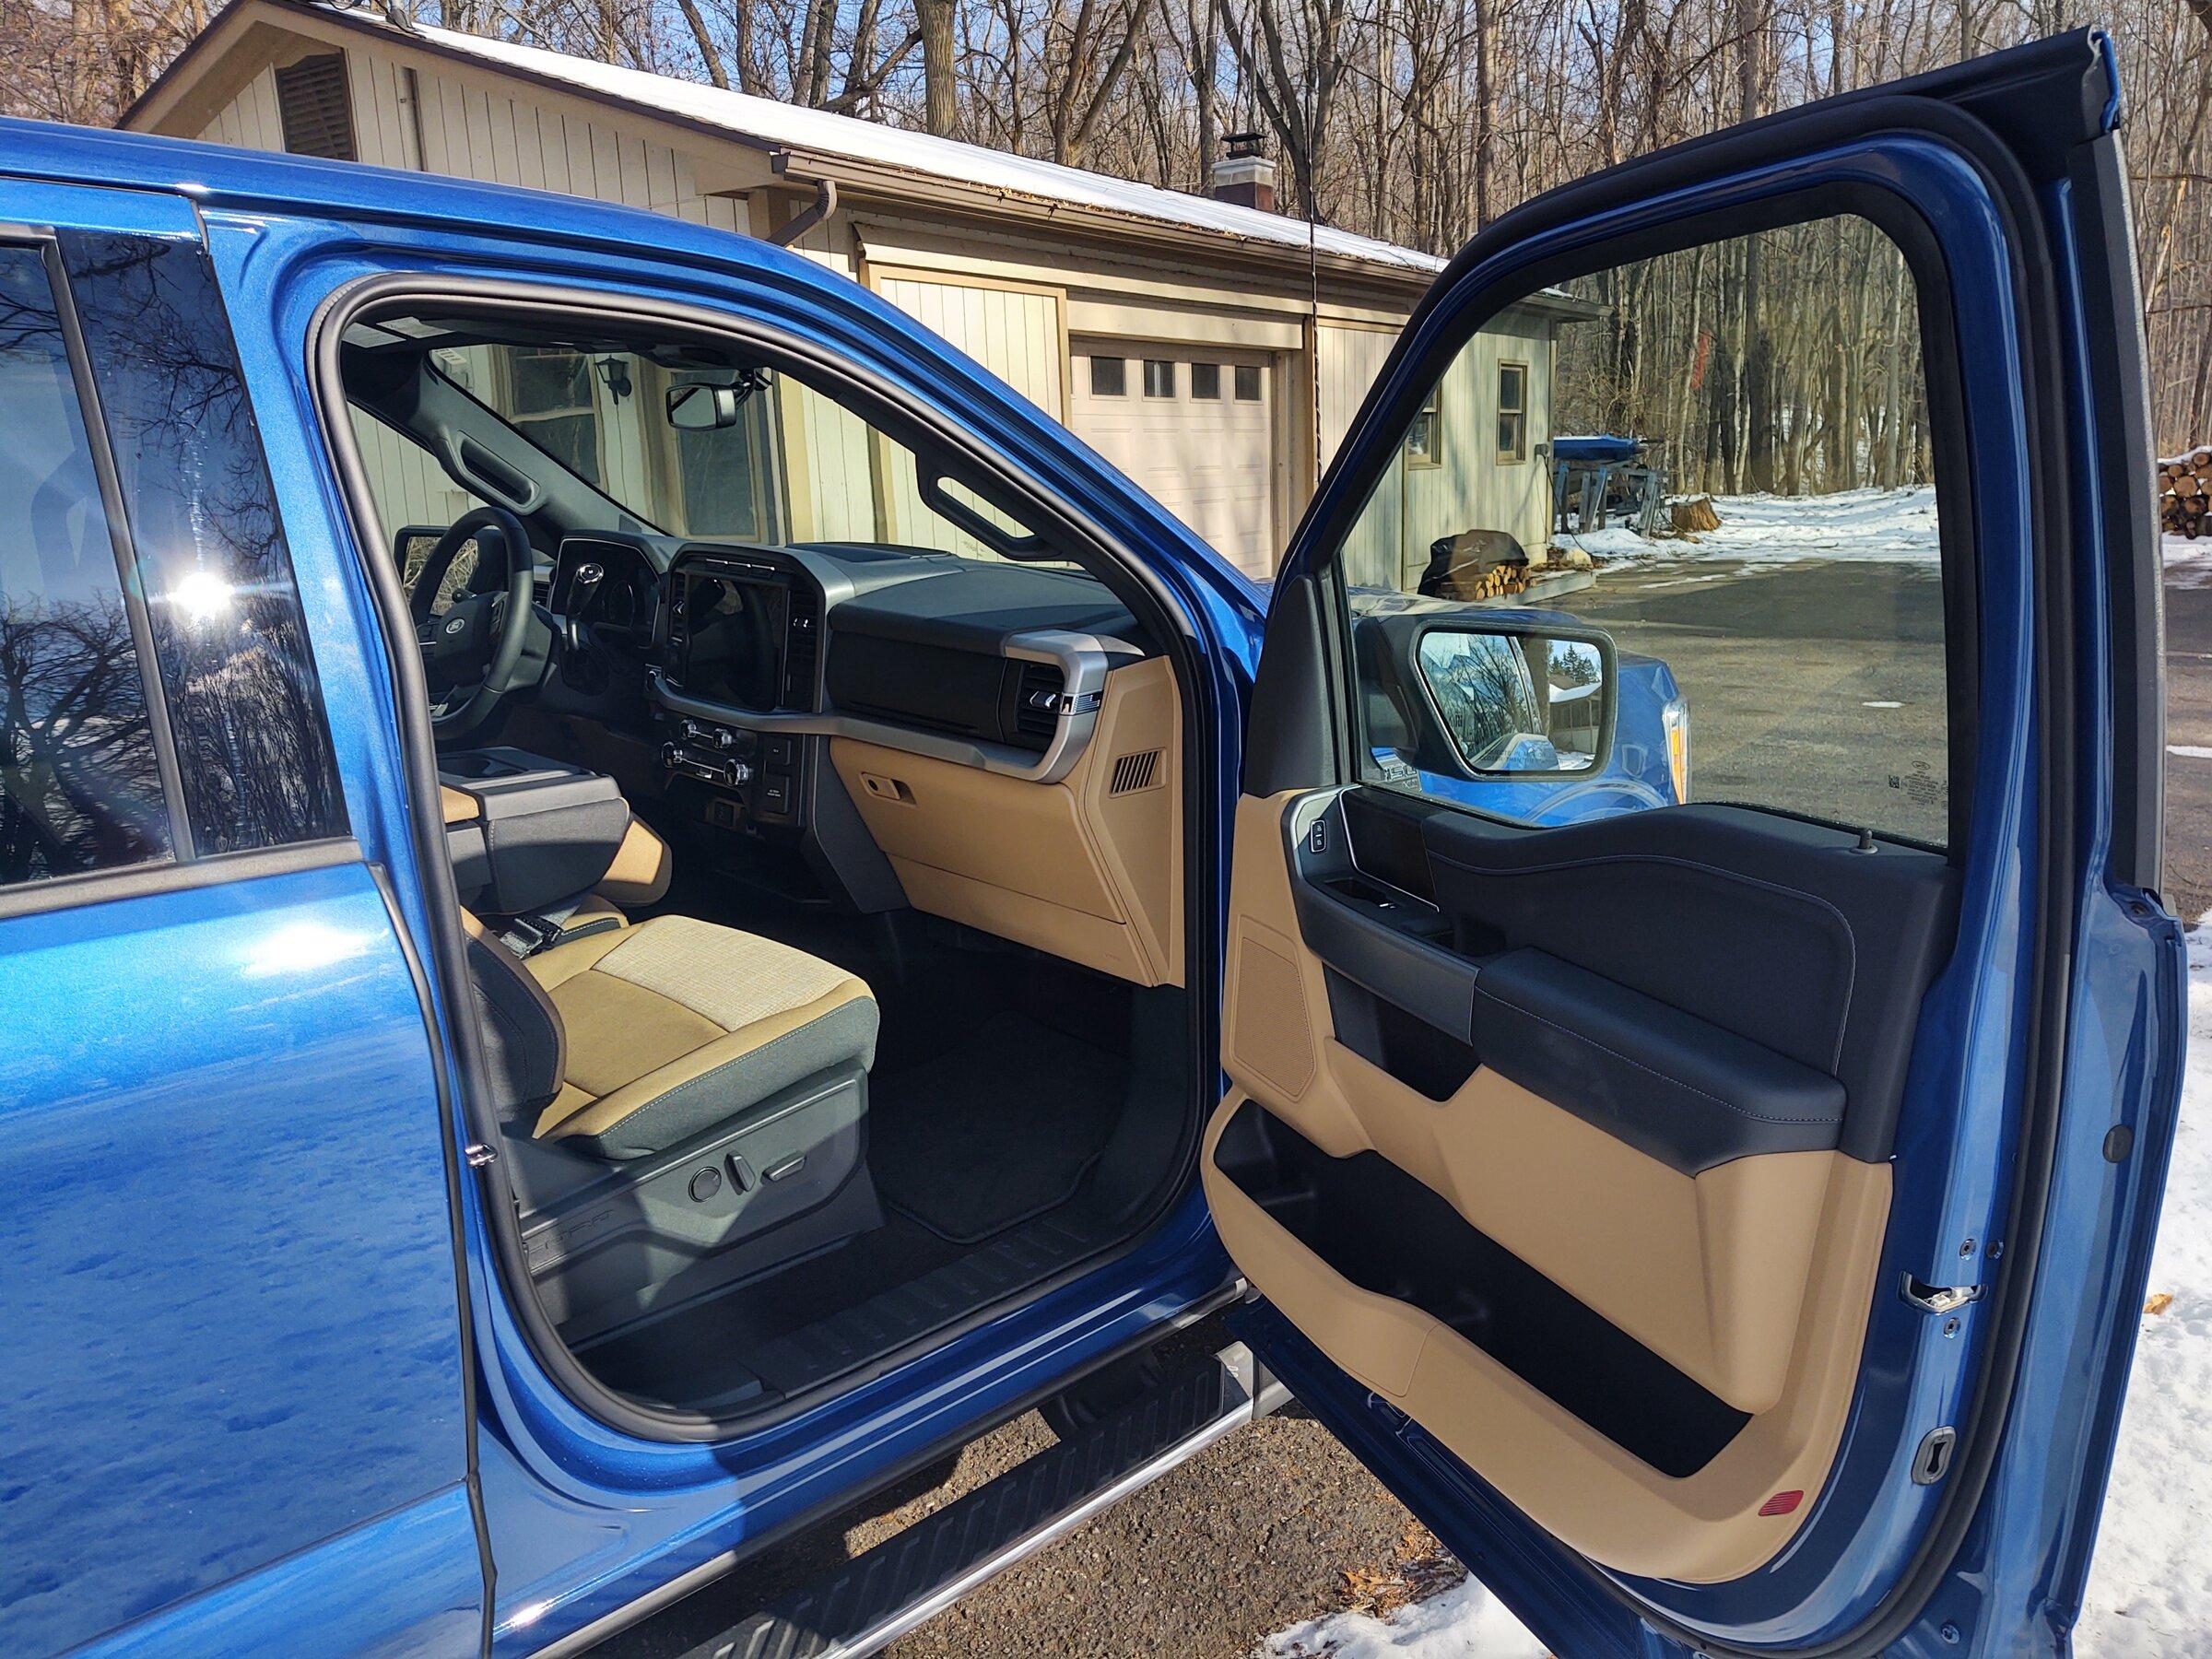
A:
1234,365,1262,401
1143,359,1176,398
1332,214,1953,847
1192,362,1222,400
1090,356,1126,396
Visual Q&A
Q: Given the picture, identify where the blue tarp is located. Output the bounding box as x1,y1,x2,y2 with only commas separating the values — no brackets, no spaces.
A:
1551,434,1641,464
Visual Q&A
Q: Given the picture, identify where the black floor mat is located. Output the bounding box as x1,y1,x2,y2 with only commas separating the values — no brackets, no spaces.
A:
869,1010,1128,1243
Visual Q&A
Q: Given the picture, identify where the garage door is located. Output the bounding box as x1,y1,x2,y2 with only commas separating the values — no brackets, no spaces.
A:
1070,342,1277,578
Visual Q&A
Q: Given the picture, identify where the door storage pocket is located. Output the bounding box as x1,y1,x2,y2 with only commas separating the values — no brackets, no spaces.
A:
1211,1097,1748,1477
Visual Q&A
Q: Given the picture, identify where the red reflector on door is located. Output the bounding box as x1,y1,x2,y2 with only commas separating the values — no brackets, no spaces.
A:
1759,1489,1805,1516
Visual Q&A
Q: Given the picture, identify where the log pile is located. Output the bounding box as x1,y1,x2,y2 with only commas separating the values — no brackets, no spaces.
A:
2162,448,2211,540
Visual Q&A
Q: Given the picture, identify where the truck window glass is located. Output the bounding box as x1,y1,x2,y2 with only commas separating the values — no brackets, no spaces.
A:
57,229,347,855
0,244,173,886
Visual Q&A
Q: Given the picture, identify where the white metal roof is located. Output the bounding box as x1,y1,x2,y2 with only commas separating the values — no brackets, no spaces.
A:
327,5,1447,276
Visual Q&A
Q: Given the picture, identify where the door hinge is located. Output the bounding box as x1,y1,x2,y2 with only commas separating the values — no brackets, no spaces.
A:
1900,1272,1982,1315
465,1142,498,1168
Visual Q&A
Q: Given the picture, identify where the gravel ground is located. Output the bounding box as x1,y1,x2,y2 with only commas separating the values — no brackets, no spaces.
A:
598,1400,1431,1659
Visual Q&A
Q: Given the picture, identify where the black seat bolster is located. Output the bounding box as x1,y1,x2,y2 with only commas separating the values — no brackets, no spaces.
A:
463,927,565,1121
1471,947,1846,1176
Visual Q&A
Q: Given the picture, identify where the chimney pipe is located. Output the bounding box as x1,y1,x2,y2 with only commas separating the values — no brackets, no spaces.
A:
1212,132,1277,213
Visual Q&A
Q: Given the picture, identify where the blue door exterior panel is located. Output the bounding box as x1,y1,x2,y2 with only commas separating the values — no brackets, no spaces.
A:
0,858,481,1654
195,187,1259,1653
81,1483,486,1659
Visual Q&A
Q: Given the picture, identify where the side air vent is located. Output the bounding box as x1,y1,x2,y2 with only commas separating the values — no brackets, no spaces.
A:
782,581,821,710
1010,661,1065,749
1109,749,1163,794
275,53,358,161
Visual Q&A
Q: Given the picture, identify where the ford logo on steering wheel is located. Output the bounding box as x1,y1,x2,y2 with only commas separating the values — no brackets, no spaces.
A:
443,615,467,636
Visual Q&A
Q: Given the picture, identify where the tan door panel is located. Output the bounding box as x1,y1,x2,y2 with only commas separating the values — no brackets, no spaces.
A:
1203,1092,1890,1583
830,658,1182,986
1216,790,1894,1580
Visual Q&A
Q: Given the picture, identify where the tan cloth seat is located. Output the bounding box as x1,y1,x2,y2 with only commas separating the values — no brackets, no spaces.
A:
520,914,877,1161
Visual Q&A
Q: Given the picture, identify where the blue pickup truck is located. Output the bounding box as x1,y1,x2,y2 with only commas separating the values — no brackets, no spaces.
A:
0,29,2186,1659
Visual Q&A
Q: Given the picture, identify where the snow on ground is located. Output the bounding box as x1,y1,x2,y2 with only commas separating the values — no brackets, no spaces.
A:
2165,533,2212,590
1562,486,1940,564
1262,1571,1551,1659
2074,915,2212,1655
1258,912,2212,1656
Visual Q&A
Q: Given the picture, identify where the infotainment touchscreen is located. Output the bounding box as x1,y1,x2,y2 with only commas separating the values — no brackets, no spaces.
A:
675,568,789,712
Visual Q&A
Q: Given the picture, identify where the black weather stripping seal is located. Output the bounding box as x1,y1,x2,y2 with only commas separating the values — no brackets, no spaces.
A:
665,1342,1288,1659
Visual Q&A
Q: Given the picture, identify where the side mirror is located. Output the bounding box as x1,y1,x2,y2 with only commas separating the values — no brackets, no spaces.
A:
666,382,745,431
1411,619,1616,777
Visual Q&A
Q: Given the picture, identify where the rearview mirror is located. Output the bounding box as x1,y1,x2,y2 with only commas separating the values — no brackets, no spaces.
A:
666,382,744,430
1412,621,1615,776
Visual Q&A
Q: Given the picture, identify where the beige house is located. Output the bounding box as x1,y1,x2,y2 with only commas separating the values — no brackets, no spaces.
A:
126,0,1593,582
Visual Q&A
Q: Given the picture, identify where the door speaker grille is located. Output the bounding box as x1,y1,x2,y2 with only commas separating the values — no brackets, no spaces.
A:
1231,932,1315,1100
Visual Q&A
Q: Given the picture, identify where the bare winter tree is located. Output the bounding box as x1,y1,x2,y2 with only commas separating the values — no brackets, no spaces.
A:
7,0,2208,448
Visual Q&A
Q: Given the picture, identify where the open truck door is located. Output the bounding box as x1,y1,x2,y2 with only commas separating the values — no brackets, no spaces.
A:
1207,30,2185,1656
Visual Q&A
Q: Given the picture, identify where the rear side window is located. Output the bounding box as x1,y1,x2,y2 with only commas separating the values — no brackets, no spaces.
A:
0,245,173,886
58,230,347,855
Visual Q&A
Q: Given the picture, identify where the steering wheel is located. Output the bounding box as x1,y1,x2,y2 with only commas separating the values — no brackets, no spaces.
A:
409,504,537,739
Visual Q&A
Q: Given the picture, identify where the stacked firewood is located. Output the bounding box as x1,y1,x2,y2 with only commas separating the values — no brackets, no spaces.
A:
2161,447,2211,540
1456,565,1532,601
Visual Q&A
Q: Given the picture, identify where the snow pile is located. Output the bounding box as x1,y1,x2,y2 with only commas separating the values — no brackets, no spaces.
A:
1562,486,1940,564
2164,534,2212,591
2074,915,2212,1654
1262,1571,1550,1658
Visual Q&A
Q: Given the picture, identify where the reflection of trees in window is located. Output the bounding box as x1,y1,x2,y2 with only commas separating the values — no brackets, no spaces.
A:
0,594,170,883
57,230,347,855
0,243,171,886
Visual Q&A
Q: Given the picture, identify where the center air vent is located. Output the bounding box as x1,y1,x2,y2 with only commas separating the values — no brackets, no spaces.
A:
1009,660,1065,750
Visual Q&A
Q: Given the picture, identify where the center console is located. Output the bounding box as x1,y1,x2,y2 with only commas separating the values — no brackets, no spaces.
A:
654,548,821,832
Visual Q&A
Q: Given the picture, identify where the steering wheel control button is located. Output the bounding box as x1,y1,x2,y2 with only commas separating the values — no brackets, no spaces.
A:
688,1166,724,1205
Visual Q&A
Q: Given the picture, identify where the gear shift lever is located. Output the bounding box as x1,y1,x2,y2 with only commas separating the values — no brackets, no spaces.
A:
564,560,606,652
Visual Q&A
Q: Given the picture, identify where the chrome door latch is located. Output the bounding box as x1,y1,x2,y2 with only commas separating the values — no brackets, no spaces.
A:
1900,1273,1983,1315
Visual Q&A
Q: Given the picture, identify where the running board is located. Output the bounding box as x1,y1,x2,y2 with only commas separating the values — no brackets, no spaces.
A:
676,1343,1289,1659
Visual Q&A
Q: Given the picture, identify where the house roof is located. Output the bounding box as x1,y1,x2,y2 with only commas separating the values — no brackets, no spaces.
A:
129,0,1452,283
376,12,1450,276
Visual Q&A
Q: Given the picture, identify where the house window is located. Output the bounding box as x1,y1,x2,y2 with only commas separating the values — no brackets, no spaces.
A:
505,347,604,487
1406,385,1441,466
1090,356,1127,396
1496,361,1529,464
1191,362,1222,400
1143,359,1176,398
274,53,358,161
1234,364,1263,401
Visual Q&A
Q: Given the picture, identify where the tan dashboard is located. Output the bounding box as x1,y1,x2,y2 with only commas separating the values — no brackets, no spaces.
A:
830,657,1182,987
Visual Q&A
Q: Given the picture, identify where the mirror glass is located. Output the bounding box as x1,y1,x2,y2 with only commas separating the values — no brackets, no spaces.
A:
1416,627,1606,773
666,381,741,431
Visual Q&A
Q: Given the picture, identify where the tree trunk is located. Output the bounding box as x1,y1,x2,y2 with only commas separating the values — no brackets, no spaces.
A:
919,0,958,135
